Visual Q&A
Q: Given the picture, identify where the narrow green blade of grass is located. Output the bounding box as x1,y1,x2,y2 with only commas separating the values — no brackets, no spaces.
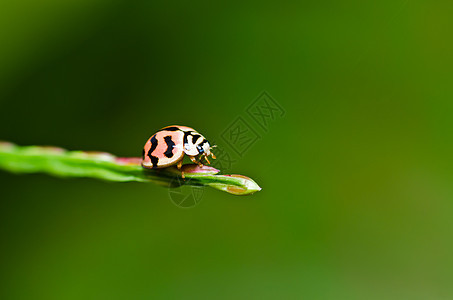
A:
0,142,261,195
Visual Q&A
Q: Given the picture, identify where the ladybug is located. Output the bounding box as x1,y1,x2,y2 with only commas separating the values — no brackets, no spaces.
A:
142,125,216,175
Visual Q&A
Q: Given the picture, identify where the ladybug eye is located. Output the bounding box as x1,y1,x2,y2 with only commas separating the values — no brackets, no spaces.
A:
197,145,204,153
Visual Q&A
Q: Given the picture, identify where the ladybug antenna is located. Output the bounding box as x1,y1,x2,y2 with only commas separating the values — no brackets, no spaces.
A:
209,145,217,159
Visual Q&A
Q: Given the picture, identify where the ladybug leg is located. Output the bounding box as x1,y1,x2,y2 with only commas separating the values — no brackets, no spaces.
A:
204,155,211,165
190,156,204,167
176,160,185,179
210,153,216,159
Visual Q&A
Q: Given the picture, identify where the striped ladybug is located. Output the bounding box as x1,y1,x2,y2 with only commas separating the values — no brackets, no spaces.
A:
142,125,216,174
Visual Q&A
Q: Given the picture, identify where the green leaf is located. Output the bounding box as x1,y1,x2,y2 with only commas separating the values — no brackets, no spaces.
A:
0,142,261,195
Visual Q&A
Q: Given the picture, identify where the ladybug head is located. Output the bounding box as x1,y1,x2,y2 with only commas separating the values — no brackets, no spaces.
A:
198,141,216,164
183,133,216,161
197,141,211,155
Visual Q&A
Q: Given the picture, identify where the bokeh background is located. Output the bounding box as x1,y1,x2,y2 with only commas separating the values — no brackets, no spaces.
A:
1,1,453,299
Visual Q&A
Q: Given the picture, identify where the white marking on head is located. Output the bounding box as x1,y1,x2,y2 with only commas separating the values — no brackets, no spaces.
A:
183,134,201,156
202,142,211,156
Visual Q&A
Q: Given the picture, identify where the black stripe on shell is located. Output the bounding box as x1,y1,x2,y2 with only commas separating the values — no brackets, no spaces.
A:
161,126,181,131
163,136,175,158
147,134,159,168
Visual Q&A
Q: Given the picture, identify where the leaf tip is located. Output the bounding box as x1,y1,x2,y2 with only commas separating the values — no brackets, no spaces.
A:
223,174,262,195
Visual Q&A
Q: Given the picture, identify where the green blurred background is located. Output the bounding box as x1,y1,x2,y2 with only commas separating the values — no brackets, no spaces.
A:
1,1,453,299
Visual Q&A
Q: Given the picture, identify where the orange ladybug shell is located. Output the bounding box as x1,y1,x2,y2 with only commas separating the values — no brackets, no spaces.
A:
142,125,195,169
